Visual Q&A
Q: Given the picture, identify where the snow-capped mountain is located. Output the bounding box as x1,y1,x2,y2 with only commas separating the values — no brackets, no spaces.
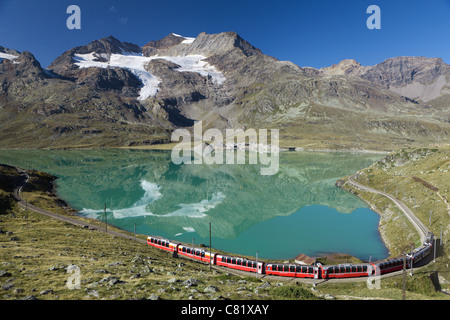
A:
0,32,449,150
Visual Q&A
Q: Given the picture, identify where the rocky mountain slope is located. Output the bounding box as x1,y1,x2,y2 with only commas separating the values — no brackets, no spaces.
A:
1,32,449,150
321,56,450,117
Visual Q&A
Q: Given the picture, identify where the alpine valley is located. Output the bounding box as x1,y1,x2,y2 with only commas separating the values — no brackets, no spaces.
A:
0,32,449,150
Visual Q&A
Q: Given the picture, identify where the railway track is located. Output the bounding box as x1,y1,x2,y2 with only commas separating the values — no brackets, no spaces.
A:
347,173,430,244
12,167,147,245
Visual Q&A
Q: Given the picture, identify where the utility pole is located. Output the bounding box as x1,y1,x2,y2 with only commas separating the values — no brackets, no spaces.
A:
402,252,406,300
410,247,414,276
434,237,437,262
256,250,258,278
104,203,107,234
209,221,212,271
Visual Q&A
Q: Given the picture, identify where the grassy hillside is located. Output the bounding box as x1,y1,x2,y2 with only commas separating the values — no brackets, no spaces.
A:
336,146,450,296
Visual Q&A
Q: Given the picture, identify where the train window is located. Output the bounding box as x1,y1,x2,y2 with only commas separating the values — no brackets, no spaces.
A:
290,266,295,272
187,248,191,254
237,260,241,266
328,268,334,274
296,266,301,273
232,258,236,264
302,267,307,273
273,265,278,271
308,267,313,273
345,267,350,273
363,266,367,272
357,266,362,272
351,266,356,272
252,262,256,268
340,267,345,273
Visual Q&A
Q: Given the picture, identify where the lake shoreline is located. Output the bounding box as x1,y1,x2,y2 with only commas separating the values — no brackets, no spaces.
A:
1,153,389,265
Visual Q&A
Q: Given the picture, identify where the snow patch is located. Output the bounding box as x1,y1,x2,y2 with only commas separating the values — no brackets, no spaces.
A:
73,51,225,101
181,37,195,44
0,52,19,64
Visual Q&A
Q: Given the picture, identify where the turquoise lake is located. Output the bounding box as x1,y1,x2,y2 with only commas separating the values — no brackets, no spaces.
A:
0,149,389,261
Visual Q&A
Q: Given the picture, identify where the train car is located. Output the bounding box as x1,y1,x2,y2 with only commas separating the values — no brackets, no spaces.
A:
265,263,317,278
410,244,431,265
216,254,264,274
147,236,179,252
177,244,216,264
375,257,408,275
321,264,372,279
425,232,434,246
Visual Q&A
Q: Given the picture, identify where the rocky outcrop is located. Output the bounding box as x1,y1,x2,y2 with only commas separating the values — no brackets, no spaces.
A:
321,56,450,110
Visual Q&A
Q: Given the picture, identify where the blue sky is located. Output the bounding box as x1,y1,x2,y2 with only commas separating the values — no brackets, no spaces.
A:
0,0,449,68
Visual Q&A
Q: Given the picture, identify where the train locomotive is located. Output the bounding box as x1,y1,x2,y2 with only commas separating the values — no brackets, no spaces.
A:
146,233,433,280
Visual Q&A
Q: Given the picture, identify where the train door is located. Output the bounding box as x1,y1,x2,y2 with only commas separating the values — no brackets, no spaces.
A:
315,264,322,279
257,262,264,274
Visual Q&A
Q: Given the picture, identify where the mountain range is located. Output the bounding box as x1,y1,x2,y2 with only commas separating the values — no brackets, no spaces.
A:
0,32,449,151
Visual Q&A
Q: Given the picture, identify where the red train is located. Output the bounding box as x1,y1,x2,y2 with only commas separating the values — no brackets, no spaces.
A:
146,233,433,280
